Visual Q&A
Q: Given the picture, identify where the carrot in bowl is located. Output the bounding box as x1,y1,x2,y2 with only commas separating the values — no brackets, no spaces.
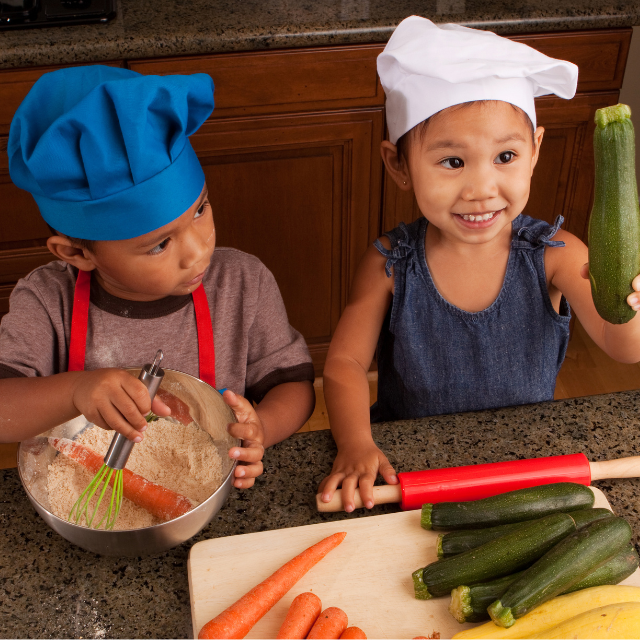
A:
48,437,193,521
198,532,346,639
276,592,322,639
307,607,348,639
156,388,194,426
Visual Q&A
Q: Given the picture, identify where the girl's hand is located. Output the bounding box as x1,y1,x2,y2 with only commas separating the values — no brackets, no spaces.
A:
581,262,640,312
71,368,172,441
317,442,398,512
223,389,265,489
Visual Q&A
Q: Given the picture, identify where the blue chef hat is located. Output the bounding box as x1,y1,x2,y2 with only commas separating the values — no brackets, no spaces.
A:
8,65,214,241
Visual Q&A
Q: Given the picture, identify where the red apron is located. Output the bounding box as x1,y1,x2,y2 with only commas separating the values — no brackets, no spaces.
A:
67,269,216,387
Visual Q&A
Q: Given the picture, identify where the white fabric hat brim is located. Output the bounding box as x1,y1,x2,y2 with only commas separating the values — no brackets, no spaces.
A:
386,76,536,145
379,16,578,145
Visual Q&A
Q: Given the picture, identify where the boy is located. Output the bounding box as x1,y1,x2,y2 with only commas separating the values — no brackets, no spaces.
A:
0,65,315,489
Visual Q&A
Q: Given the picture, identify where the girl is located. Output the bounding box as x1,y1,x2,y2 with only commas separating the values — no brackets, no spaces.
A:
318,16,640,512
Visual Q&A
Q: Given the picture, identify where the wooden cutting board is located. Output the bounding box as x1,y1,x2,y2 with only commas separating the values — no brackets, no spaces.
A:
188,487,640,639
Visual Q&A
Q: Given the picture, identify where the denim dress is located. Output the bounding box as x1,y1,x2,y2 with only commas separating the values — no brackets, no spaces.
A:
371,214,571,422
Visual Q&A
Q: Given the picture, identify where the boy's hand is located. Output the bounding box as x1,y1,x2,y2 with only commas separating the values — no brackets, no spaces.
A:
223,389,265,489
317,442,398,513
581,262,640,312
71,369,171,441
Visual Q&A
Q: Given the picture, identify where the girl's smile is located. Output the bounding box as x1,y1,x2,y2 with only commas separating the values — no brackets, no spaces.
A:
453,208,504,227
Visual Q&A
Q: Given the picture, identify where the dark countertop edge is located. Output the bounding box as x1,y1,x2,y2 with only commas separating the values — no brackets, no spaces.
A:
0,13,636,70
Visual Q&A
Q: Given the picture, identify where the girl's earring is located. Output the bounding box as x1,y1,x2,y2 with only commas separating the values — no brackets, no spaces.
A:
403,181,407,185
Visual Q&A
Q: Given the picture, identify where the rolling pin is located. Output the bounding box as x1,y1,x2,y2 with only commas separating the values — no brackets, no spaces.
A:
316,453,640,512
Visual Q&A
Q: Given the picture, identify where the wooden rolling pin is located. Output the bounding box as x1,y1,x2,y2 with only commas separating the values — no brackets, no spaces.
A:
316,453,640,512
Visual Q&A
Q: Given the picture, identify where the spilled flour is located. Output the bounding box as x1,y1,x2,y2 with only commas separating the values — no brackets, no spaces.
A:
47,418,224,530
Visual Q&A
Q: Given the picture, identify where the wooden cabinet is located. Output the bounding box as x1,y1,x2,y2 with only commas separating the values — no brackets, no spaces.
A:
188,110,383,372
0,29,632,374
130,47,386,374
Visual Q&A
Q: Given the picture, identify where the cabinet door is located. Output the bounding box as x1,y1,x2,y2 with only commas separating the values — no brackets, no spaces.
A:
192,110,384,375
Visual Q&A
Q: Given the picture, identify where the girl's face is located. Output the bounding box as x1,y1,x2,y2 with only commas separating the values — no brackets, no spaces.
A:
404,101,543,245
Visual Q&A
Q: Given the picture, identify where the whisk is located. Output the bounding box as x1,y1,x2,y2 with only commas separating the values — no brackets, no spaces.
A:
69,350,165,530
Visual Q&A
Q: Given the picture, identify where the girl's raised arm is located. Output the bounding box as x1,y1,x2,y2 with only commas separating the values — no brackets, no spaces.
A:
547,229,640,363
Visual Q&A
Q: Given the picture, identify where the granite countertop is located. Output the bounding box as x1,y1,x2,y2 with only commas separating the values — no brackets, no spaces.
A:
1,0,640,70
2,391,640,638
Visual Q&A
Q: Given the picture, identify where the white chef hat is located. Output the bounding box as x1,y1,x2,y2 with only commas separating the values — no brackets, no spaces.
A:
378,16,578,144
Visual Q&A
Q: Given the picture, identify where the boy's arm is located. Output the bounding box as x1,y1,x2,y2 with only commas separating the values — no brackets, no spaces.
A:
0,373,83,442
0,370,171,443
319,242,397,511
256,380,315,448
548,229,640,362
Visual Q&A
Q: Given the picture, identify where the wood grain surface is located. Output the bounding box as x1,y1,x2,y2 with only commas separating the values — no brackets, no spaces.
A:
188,487,640,639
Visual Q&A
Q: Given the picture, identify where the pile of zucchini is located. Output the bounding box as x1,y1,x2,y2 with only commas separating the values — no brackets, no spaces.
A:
411,483,638,629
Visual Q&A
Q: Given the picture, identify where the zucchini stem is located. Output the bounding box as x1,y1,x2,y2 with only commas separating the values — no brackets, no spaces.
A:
421,503,433,530
595,103,632,129
488,599,515,628
412,568,432,600
449,586,473,623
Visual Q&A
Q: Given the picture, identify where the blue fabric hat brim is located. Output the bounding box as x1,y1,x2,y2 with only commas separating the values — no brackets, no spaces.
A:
33,141,205,241
8,66,214,241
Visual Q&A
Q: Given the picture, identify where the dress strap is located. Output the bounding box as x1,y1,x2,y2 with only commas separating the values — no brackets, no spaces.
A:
374,222,414,277
513,214,566,250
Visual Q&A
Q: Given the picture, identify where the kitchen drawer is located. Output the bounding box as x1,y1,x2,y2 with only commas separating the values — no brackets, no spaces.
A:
128,44,385,118
512,28,631,93
0,61,125,136
129,28,630,122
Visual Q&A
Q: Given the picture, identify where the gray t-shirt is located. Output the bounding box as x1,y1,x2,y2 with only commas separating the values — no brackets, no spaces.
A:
0,247,314,402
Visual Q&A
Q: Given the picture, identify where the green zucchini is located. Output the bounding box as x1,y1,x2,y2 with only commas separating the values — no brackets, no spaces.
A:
448,541,638,624
421,483,594,531
449,571,526,623
437,522,527,558
564,542,639,594
413,513,575,599
570,507,614,529
437,508,611,557
488,516,633,628
588,103,640,324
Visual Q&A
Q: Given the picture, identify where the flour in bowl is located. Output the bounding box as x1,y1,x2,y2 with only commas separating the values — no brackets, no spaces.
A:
47,417,225,530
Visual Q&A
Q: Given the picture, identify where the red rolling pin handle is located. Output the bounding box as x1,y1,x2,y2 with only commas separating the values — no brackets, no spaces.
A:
399,453,591,510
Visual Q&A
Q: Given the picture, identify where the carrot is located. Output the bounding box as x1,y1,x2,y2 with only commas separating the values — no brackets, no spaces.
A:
307,607,348,639
276,592,322,639
339,627,367,639
198,532,346,639
48,437,193,521
157,388,194,426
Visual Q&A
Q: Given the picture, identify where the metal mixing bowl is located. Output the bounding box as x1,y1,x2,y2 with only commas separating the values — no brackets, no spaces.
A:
17,368,239,557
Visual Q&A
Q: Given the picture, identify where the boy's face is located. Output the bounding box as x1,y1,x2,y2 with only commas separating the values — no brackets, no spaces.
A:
406,101,543,245
87,185,215,301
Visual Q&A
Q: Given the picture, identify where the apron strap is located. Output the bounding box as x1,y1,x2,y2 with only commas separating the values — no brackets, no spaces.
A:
192,283,216,388
68,269,91,372
68,272,216,388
